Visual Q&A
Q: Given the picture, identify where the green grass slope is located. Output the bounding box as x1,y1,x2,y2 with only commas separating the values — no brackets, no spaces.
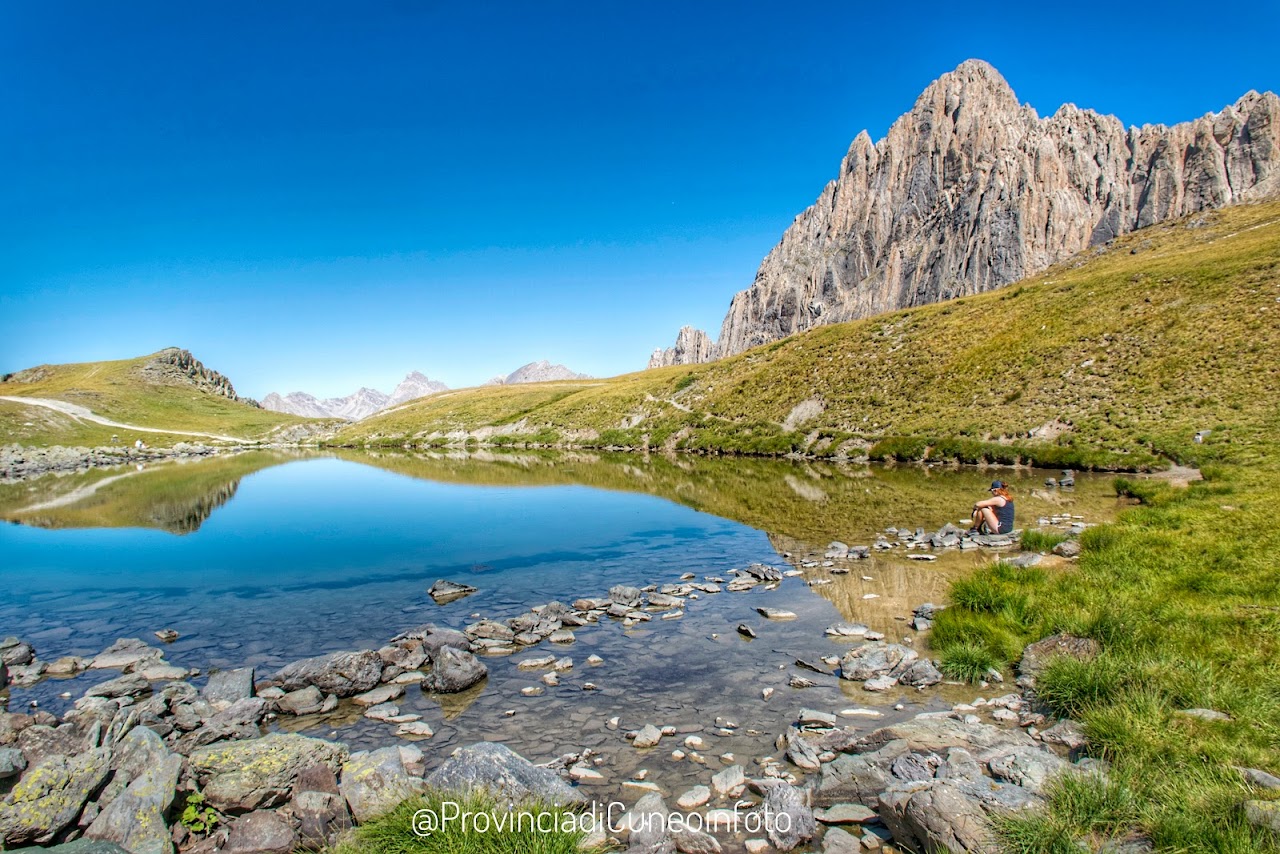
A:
1,350,319,444
340,200,1280,471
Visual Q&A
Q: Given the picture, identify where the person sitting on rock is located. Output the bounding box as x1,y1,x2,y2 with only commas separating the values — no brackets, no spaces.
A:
971,480,1015,535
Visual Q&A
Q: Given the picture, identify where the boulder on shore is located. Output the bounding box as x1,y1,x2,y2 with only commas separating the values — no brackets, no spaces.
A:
425,742,586,806
187,733,348,813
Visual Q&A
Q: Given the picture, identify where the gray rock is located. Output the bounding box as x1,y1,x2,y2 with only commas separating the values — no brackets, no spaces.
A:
1237,767,1280,790
1245,800,1280,834
0,747,26,779
203,668,255,708
1018,634,1100,681
899,659,944,687
274,651,382,697
821,826,861,853
634,724,663,749
424,645,487,693
1052,540,1082,558
1002,552,1042,568
856,714,1037,762
84,673,151,699
85,753,182,854
813,803,878,825
428,579,478,604
223,809,297,854
1039,719,1088,750
1176,708,1233,722
0,748,111,845
712,765,745,795
878,775,1039,854
340,747,425,823
293,789,352,849
277,686,325,715
987,746,1073,793
673,826,721,853
187,733,348,813
624,792,674,854
88,638,163,671
425,742,586,806
112,724,171,784
609,585,643,607
840,643,918,682
1,641,34,667
755,779,817,851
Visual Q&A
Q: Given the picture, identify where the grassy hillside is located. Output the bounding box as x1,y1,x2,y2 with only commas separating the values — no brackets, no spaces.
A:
340,200,1280,471
0,351,320,444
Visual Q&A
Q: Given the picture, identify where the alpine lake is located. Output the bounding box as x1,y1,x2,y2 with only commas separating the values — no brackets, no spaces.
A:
0,449,1128,802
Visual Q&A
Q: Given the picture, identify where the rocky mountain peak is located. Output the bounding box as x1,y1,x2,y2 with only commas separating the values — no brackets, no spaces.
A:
139,348,258,407
487,361,591,385
649,61,1280,367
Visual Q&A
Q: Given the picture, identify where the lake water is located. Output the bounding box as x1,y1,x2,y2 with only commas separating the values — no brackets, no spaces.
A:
0,450,1123,799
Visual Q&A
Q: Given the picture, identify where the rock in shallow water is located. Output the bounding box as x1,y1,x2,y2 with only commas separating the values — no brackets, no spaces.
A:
274,651,383,698
424,646,487,693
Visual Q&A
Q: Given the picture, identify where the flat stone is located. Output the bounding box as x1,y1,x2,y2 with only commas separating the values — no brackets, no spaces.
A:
277,686,325,716
1245,800,1280,834
396,722,435,739
84,673,150,699
757,607,798,620
677,785,711,809
1176,708,1233,722
274,651,383,698
814,803,878,824
352,684,404,707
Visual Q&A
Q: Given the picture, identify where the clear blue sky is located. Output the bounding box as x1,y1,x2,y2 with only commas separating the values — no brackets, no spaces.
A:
2,1,1277,398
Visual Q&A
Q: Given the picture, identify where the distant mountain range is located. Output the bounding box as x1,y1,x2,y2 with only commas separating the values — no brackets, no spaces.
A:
262,361,590,421
262,371,448,421
486,360,591,385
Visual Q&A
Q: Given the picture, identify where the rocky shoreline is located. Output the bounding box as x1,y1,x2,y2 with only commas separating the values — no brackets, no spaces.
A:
0,612,1162,854
4,518,1209,854
0,444,237,482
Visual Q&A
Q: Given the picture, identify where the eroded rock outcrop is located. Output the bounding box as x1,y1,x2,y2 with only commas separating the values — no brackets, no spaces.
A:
651,60,1280,365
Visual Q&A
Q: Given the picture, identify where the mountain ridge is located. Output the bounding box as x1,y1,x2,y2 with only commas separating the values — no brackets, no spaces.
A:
261,371,449,421
650,59,1280,367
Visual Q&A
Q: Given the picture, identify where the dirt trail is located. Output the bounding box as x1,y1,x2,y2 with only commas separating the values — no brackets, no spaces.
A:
0,395,253,443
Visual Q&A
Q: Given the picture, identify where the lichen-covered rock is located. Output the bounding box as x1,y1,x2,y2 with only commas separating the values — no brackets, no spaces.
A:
839,643,918,682
878,775,1039,853
202,668,255,709
650,61,1280,366
339,747,425,824
85,753,182,854
187,733,347,813
425,742,585,806
0,748,110,845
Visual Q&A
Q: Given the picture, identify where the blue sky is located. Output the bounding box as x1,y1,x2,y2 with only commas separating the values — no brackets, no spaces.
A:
2,1,1277,398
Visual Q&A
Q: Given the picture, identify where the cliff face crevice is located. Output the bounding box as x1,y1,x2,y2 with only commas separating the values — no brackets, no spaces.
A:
649,60,1280,367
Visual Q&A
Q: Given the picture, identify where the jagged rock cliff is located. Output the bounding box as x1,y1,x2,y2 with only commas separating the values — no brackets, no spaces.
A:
139,348,258,406
650,60,1280,366
648,326,714,369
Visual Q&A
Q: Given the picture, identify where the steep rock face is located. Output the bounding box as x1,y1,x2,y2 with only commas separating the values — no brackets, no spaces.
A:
652,60,1280,365
139,348,259,406
487,361,590,385
648,326,714,369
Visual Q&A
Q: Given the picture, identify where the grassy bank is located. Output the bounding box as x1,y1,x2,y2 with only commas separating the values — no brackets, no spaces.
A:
330,791,600,854
932,465,1280,852
1,351,319,444
339,200,1280,472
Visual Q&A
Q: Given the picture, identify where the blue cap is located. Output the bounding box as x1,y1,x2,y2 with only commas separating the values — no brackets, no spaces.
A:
990,480,1004,490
